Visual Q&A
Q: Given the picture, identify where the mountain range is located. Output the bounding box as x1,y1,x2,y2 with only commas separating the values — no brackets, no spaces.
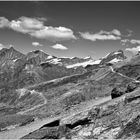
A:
0,47,140,139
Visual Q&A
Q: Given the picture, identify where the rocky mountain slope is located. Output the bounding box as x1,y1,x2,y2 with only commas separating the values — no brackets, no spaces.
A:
0,47,140,139
22,86,140,139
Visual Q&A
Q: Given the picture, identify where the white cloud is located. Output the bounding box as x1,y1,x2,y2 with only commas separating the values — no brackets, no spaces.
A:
125,45,140,54
0,16,76,41
130,39,140,44
9,17,45,34
121,39,129,43
30,26,76,41
51,44,68,50
80,29,121,41
121,39,140,46
32,42,43,47
0,17,9,28
111,29,121,36
121,39,129,46
0,43,5,50
126,29,133,37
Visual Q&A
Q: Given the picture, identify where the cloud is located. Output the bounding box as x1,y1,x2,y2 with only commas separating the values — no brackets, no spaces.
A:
125,45,140,54
51,44,68,50
121,39,140,46
32,42,43,47
0,17,9,28
9,17,45,34
111,29,121,36
30,26,76,41
130,39,140,44
80,29,121,41
0,16,76,41
0,43,5,50
121,39,129,46
126,29,133,37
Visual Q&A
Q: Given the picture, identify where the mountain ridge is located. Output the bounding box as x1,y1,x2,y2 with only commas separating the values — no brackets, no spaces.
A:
1,46,139,139
0,47,127,68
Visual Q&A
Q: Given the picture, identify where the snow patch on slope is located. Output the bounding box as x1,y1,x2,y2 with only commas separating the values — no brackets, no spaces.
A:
66,59,101,68
84,56,91,59
113,52,121,55
16,88,28,98
47,55,53,59
47,58,62,64
13,58,18,62
108,58,122,63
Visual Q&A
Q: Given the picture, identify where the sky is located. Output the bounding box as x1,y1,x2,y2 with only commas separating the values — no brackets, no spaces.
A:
0,1,140,59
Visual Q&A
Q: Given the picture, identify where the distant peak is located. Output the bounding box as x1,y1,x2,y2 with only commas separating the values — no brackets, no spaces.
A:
31,49,47,54
9,46,14,49
113,50,124,54
7,46,21,53
9,46,16,51
117,49,123,53
100,49,126,65
84,56,92,59
105,50,124,57
33,50,41,54
0,46,16,53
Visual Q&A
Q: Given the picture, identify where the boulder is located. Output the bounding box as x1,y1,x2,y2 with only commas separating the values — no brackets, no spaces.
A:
111,87,125,99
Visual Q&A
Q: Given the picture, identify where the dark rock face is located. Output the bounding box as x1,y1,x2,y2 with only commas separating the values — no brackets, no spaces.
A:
40,119,60,128
126,82,139,93
111,82,140,99
85,64,101,71
40,62,53,68
111,87,125,99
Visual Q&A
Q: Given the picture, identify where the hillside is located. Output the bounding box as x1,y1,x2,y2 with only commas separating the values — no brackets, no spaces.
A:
0,48,140,139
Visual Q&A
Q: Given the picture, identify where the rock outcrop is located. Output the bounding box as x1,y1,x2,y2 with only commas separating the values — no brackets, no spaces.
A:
111,81,140,99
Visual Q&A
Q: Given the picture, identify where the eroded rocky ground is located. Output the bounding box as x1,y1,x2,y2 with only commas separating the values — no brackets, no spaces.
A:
21,86,140,139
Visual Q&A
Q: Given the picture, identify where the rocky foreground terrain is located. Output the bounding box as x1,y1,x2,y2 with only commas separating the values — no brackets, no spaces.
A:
0,47,140,139
22,87,140,139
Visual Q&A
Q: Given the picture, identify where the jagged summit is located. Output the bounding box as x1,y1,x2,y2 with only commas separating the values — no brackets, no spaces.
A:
25,49,53,66
100,49,127,64
0,47,127,69
0,46,24,67
0,46,24,56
